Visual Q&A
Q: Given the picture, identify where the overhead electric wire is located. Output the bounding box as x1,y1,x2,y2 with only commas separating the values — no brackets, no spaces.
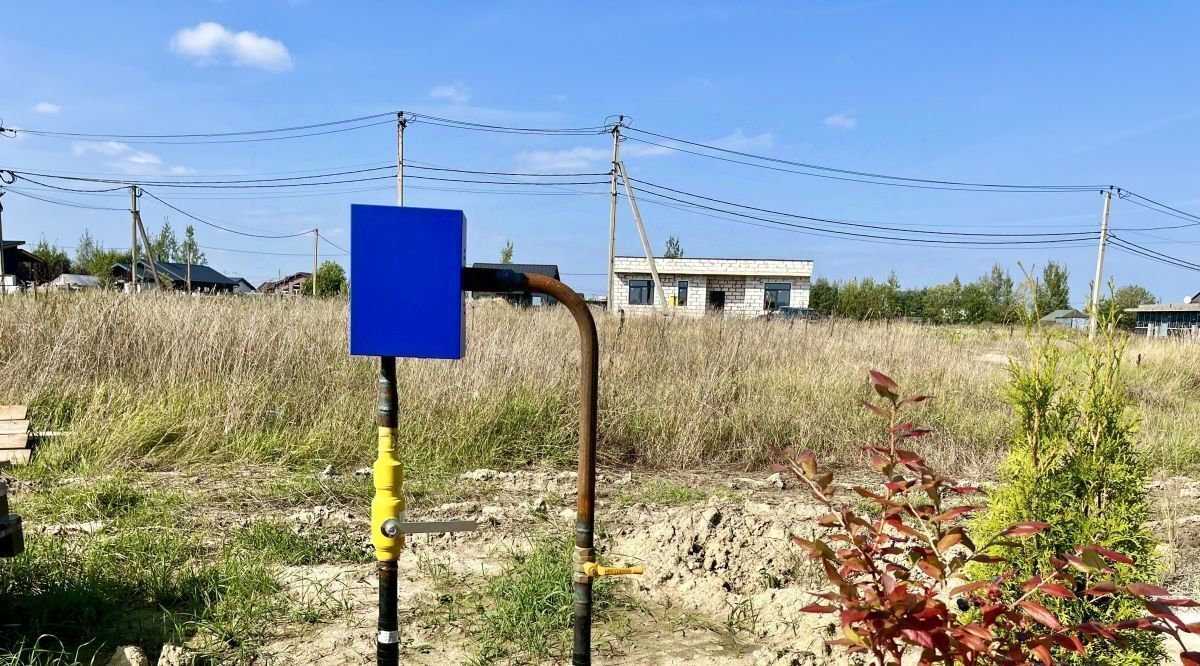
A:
317,232,350,254
626,176,1099,240
407,113,608,135
4,187,126,210
623,126,1107,192
139,189,314,239
1108,235,1200,271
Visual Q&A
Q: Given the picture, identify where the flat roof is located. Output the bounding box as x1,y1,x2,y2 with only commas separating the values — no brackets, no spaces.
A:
1124,303,1200,313
615,255,814,262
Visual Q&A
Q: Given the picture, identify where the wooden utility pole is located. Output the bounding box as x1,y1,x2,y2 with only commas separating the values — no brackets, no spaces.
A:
606,117,622,312
616,161,668,312
1088,188,1113,339
133,193,164,290
396,112,408,206
313,228,319,296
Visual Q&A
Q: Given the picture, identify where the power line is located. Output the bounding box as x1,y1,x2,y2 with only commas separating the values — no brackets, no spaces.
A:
1108,235,1200,272
4,188,126,210
138,189,314,239
317,232,349,254
629,177,1098,239
623,126,1107,192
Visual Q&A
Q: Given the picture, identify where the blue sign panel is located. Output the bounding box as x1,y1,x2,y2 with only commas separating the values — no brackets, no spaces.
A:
349,205,466,359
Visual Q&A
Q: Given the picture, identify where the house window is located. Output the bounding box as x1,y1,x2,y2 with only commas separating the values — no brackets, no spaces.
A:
628,279,654,305
764,282,791,310
677,280,689,306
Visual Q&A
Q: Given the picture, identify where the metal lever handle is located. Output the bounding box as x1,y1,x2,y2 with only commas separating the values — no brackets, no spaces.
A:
583,562,644,577
381,517,477,537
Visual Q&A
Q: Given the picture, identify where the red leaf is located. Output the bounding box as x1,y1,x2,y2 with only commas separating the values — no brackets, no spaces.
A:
932,505,982,523
798,603,837,614
1018,600,1062,630
1001,521,1052,537
1126,583,1170,598
1083,545,1134,565
1053,634,1086,655
1030,642,1052,666
937,531,964,552
1038,583,1076,599
868,369,897,400
796,451,817,478
901,629,936,649
861,400,887,417
898,395,933,407
1182,652,1200,666
1084,582,1117,597
949,581,991,597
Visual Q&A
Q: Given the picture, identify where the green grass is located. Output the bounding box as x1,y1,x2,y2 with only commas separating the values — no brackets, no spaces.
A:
471,536,630,665
615,479,710,507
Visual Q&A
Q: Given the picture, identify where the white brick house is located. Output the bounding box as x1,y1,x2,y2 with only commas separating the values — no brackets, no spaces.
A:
612,256,813,317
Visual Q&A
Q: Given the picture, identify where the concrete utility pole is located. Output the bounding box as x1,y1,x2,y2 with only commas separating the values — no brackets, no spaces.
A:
396,112,407,207
1088,188,1114,339
606,117,622,312
130,186,139,293
313,228,319,297
0,188,6,299
617,161,668,312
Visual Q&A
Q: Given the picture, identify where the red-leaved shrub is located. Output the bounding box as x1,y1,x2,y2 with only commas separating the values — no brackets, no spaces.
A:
779,370,1199,666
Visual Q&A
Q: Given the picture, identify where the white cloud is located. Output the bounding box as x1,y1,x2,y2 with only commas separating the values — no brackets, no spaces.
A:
71,140,193,175
710,129,775,151
515,147,609,171
73,140,131,156
429,82,470,104
514,129,771,170
822,113,857,130
32,102,61,114
170,22,293,71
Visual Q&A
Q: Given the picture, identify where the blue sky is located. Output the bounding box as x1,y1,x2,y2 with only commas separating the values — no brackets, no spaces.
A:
3,2,1200,302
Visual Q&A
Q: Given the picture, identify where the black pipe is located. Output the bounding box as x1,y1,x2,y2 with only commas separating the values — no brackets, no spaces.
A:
377,356,399,666
462,268,600,665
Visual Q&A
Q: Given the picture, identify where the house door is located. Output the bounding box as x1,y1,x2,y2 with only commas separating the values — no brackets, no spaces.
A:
708,290,726,312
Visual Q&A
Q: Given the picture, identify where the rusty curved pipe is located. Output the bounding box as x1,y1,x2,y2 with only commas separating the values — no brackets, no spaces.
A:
462,268,598,665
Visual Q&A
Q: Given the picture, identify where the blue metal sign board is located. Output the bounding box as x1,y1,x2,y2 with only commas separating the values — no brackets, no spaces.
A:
349,204,466,359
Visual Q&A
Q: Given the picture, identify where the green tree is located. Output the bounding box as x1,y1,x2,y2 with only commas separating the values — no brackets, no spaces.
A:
974,324,1161,665
808,278,838,315
314,260,348,298
177,225,206,265
1098,284,1157,330
151,219,180,263
1038,261,1071,314
30,236,71,282
663,235,684,259
499,239,514,264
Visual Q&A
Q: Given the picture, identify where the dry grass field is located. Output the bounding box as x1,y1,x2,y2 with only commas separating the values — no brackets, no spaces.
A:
1,292,1199,664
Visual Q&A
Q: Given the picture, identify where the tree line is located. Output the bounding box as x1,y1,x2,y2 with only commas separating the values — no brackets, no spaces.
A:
807,261,1157,328
30,220,206,282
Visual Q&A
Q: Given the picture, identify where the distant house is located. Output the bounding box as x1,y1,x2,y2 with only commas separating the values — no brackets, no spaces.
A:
613,256,813,318
46,274,101,291
1125,301,1200,339
258,272,311,296
111,261,239,292
1,241,48,291
469,263,560,306
1039,308,1089,330
229,277,256,294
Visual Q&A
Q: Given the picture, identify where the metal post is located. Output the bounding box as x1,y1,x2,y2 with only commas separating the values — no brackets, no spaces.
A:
375,356,400,666
313,228,319,297
461,268,640,666
130,186,138,293
616,162,668,312
133,196,164,290
1088,189,1113,339
606,118,622,312
397,112,407,207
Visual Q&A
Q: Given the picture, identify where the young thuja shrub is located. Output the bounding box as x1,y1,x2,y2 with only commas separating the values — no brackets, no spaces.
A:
780,371,1198,666
973,324,1163,665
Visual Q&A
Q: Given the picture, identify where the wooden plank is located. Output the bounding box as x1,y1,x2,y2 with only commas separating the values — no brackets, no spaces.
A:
0,420,29,435
0,406,27,421
0,434,28,450
0,449,30,466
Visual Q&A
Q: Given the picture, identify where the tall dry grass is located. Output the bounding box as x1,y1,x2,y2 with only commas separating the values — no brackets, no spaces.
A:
1,292,1196,480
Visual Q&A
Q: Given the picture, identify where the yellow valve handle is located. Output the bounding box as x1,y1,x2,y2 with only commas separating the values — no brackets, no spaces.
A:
583,562,644,577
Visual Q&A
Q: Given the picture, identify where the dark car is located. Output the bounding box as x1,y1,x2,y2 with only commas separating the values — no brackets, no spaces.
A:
761,306,822,321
